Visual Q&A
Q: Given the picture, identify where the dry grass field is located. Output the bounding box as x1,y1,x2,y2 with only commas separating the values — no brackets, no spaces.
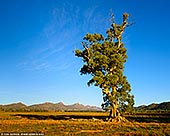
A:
0,111,170,136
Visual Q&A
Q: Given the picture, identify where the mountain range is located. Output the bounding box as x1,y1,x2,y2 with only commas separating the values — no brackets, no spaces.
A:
135,101,170,111
0,101,169,112
0,102,102,112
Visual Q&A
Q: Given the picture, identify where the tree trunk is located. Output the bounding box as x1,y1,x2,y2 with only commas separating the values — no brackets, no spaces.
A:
108,86,126,122
108,86,119,121
108,104,128,123
104,86,128,122
108,102,120,122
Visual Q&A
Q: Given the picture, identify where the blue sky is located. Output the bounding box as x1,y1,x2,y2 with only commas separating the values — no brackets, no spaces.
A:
0,0,169,107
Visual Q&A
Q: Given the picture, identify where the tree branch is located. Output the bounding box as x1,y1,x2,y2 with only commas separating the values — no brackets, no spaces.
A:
82,42,90,60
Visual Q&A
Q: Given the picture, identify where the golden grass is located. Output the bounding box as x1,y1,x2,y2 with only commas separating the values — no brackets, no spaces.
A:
0,111,170,135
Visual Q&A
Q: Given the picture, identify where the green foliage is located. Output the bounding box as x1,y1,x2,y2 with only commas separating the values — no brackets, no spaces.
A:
75,13,134,116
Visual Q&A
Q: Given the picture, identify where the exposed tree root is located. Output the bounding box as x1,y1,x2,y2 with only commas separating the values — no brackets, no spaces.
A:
108,115,130,123
107,108,130,123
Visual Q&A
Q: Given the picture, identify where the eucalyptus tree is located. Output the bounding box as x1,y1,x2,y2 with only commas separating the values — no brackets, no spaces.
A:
75,13,134,122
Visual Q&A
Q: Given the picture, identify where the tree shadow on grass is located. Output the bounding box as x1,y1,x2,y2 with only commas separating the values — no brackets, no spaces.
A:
13,114,107,121
13,113,170,123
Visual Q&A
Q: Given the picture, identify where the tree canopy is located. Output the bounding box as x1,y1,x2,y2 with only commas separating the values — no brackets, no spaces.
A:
75,13,134,121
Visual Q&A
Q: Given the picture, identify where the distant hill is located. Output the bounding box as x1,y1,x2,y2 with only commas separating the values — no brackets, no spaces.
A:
0,102,28,111
28,102,66,111
1,101,169,112
135,102,170,111
0,102,102,112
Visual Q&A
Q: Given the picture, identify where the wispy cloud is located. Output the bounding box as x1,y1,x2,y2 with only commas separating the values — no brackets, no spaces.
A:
17,1,108,73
